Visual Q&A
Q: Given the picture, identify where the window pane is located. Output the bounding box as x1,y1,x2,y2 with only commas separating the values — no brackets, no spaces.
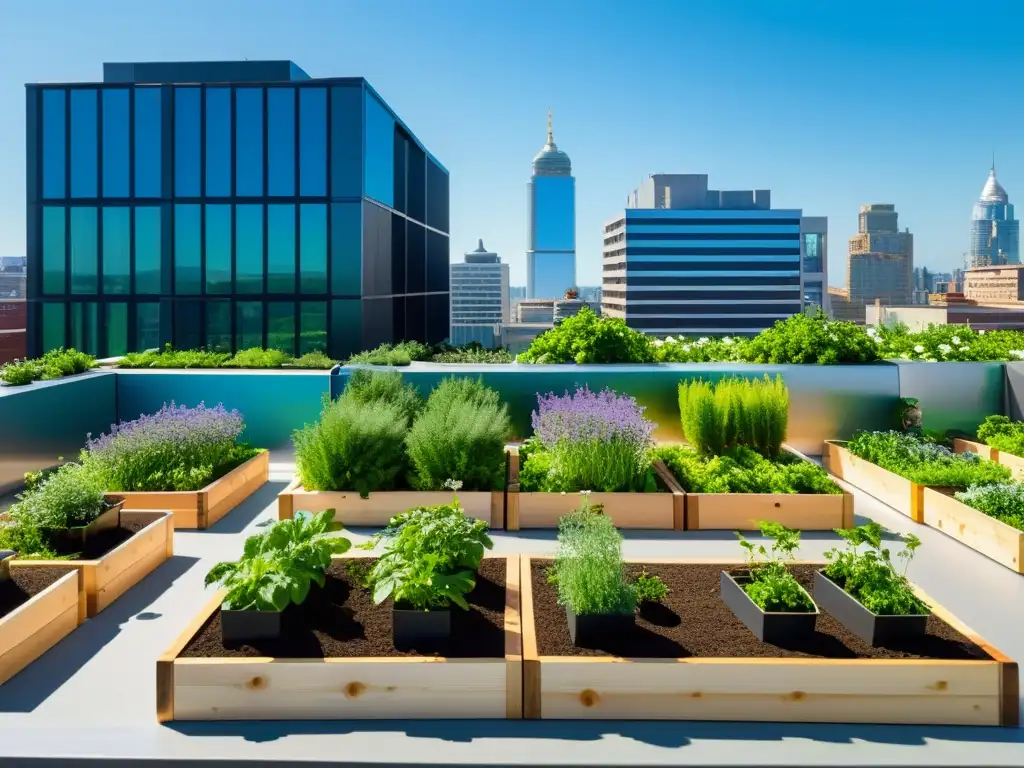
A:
204,204,232,295
134,206,163,294
427,230,449,293
205,87,231,197
206,299,231,352
299,88,327,196
174,299,202,350
407,142,426,223
407,221,426,294
174,88,200,197
299,301,327,353
300,203,327,293
134,87,162,198
426,158,450,233
42,90,66,199
106,302,128,357
70,207,98,294
267,301,295,354
42,302,65,352
174,204,201,294
236,87,264,197
330,203,361,295
69,301,99,354
364,92,394,208
136,301,160,350
330,299,361,359
102,89,129,197
70,90,98,198
803,233,823,273
102,207,130,294
268,204,295,293
268,88,295,196
42,206,66,295
236,301,263,349
330,86,361,198
236,204,264,294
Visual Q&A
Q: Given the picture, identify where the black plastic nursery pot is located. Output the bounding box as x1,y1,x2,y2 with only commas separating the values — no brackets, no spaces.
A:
813,570,928,646
44,499,123,552
719,570,818,645
565,605,636,647
220,607,284,644
393,604,451,650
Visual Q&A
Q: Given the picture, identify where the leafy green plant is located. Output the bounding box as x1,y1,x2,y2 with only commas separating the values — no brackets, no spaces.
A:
290,350,337,369
823,522,929,616
0,360,38,386
678,375,789,459
873,323,1024,362
223,347,292,368
343,369,424,426
634,570,668,603
360,489,494,611
7,462,106,531
117,345,230,368
205,509,351,611
846,430,1011,489
430,342,513,364
734,521,815,613
0,348,97,386
553,497,636,616
293,394,409,495
518,307,654,364
954,483,1024,531
405,377,510,492
977,415,1024,457
657,445,842,494
740,310,881,365
346,341,431,366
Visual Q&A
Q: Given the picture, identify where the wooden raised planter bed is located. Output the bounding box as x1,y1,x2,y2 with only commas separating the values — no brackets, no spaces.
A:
0,568,84,686
11,511,174,617
684,445,853,531
156,553,522,722
953,438,1024,479
922,488,1024,575
824,440,936,523
109,451,269,530
521,556,1019,726
277,480,504,528
505,449,684,531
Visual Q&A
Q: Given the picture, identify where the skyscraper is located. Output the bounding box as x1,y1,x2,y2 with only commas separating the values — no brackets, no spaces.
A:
969,164,1019,267
449,239,509,348
25,60,450,359
838,204,913,321
526,110,575,299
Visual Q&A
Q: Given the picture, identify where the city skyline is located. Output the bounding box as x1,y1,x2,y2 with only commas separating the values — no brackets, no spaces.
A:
1,1,1023,289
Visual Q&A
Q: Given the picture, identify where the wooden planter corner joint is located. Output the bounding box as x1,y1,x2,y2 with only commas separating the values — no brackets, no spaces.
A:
110,451,269,530
278,480,504,529
953,438,1024,479
11,511,174,617
922,488,1024,575
520,556,1019,726
824,440,931,523
0,570,84,686
684,445,853,531
504,448,685,531
156,554,522,722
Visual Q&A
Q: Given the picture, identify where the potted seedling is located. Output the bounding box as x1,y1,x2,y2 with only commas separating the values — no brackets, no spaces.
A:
553,496,637,647
815,521,929,646
362,481,494,651
634,569,670,623
205,508,351,643
720,521,819,644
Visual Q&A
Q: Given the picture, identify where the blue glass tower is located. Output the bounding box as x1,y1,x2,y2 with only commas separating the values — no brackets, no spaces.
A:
970,164,1019,267
526,110,575,299
25,60,449,360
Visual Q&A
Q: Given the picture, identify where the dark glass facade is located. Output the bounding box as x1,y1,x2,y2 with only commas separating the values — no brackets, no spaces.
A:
26,62,449,359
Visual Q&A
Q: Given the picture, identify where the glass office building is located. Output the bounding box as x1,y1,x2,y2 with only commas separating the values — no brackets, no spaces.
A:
969,165,1019,268
526,111,575,299
25,60,449,359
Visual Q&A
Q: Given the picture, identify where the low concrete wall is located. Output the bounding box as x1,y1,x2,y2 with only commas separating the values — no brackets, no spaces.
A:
0,371,117,494
335,362,903,455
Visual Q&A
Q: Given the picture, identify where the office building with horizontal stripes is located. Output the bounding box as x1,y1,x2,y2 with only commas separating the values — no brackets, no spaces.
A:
601,174,829,336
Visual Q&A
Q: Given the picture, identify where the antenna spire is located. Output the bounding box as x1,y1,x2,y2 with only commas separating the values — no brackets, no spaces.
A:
547,107,554,146
992,149,996,174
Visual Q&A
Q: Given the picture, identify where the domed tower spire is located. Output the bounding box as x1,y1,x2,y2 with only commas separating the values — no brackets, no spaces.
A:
547,107,554,147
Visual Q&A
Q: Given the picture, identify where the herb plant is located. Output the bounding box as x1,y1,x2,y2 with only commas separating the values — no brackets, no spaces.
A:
360,486,494,611
553,498,636,616
846,430,1011,489
734,521,815,613
0,348,96,386
822,522,929,616
740,310,880,365
115,343,334,369
954,483,1024,531
977,415,1024,458
81,402,261,492
7,462,106,530
658,445,841,495
634,570,668,603
343,369,424,426
346,341,431,366
518,307,655,364
678,375,789,459
205,509,351,611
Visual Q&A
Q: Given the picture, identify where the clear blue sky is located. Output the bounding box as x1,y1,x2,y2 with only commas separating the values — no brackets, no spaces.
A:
1,0,1022,286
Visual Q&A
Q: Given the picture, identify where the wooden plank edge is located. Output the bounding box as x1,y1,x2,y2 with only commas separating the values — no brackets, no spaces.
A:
203,451,270,529
504,554,523,719
277,475,301,520
519,555,541,719
157,589,226,723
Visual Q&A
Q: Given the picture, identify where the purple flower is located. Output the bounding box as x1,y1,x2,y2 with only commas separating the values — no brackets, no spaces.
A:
531,386,654,451
86,401,244,457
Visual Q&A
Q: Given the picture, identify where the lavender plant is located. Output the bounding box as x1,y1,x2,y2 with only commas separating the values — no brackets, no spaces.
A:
81,402,261,492
521,386,657,493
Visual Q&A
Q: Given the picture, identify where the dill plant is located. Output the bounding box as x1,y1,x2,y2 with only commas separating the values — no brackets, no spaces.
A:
343,369,424,426
678,375,788,459
553,499,635,616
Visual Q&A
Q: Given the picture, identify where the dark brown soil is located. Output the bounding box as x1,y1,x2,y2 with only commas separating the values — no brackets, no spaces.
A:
0,567,76,619
532,561,991,660
181,558,507,659
67,517,149,559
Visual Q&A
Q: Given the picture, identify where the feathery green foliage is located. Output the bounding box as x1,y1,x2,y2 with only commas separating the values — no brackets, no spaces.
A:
343,369,424,426
678,375,789,459
1,348,97,386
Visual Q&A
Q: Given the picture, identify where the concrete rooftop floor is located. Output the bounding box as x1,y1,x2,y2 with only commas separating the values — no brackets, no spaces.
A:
0,453,1022,766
